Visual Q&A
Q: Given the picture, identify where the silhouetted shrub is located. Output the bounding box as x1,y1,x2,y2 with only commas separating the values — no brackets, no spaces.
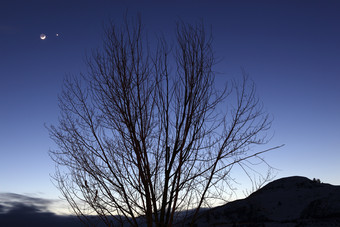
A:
312,178,321,184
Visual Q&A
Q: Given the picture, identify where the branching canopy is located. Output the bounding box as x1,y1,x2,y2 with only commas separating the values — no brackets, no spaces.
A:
48,17,279,227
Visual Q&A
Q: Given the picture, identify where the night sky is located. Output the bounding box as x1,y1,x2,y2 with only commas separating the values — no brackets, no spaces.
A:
1,0,340,217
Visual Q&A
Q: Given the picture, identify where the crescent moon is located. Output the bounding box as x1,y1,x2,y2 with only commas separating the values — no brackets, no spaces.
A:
40,34,46,40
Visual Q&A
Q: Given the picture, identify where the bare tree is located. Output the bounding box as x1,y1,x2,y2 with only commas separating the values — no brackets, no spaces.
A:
48,16,281,227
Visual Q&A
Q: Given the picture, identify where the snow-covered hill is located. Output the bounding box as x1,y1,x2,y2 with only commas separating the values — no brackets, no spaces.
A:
189,176,340,226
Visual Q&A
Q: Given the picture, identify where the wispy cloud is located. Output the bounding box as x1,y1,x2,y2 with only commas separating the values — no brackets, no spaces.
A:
0,193,52,213
0,193,82,227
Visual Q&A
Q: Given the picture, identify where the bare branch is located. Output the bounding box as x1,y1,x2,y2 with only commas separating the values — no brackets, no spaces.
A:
47,16,280,227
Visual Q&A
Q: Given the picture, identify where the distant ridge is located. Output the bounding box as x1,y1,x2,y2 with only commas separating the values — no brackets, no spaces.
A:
185,176,340,226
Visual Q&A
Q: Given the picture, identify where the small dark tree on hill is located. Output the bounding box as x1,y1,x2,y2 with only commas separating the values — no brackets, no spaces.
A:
47,16,281,227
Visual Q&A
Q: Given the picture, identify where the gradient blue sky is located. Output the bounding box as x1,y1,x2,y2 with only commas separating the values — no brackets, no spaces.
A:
1,0,340,213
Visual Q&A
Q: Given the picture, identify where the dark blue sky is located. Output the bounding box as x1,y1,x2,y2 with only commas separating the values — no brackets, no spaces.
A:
1,0,340,215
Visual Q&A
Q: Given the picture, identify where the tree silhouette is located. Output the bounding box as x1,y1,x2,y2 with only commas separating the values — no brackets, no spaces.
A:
47,16,280,227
